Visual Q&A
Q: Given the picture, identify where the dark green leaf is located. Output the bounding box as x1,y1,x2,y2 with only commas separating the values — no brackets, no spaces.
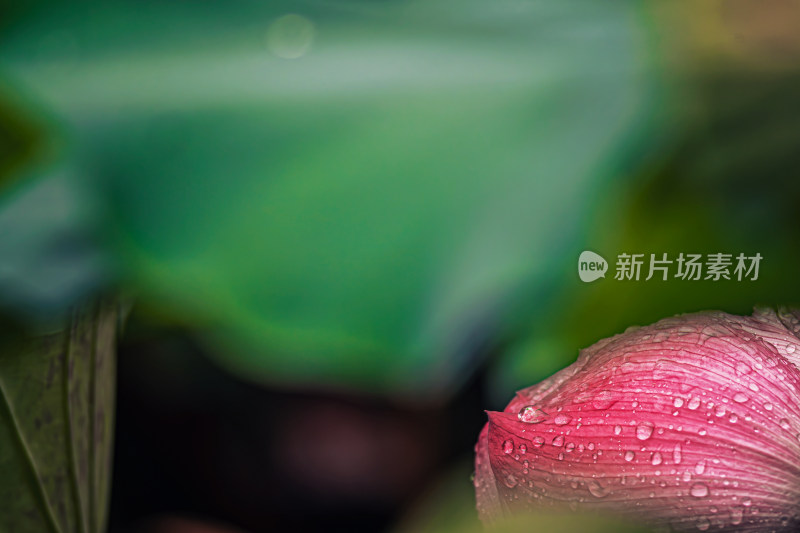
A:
0,299,118,533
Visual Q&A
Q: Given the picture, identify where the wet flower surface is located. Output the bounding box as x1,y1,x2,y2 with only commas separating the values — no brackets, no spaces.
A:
475,308,800,532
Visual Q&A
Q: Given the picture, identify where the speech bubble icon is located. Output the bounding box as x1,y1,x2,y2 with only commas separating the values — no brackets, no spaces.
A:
578,251,608,282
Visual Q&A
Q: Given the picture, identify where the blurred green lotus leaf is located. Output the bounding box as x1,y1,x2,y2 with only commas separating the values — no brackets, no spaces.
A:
0,168,111,319
0,0,660,395
0,89,46,189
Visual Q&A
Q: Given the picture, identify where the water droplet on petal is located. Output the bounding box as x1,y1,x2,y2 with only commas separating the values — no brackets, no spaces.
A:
533,436,545,448
592,390,618,410
614,425,622,435
636,422,655,441
518,405,549,424
587,480,608,498
674,398,685,408
504,474,518,488
696,517,710,530
733,392,748,403
742,497,752,507
787,344,797,354
554,414,572,426
565,442,575,452
519,444,527,454
764,402,773,411
651,452,663,466
673,444,682,464
552,435,565,447
780,418,791,430
694,460,706,475
730,507,743,525
714,406,726,417
503,440,514,454
688,397,701,410
748,383,759,392
735,361,752,376
690,483,709,498
625,451,635,462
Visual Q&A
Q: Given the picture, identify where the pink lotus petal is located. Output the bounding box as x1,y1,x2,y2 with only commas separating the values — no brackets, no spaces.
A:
475,310,800,531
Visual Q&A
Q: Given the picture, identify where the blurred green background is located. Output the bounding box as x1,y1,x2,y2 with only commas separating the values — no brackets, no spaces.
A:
1,0,799,531
0,0,663,398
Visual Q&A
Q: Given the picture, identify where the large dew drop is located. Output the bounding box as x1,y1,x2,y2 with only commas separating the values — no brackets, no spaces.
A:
518,405,549,424
651,452,663,466
554,413,572,426
636,422,655,441
587,479,608,498
730,506,744,526
690,483,709,498
592,391,616,410
695,460,706,475
503,440,514,454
